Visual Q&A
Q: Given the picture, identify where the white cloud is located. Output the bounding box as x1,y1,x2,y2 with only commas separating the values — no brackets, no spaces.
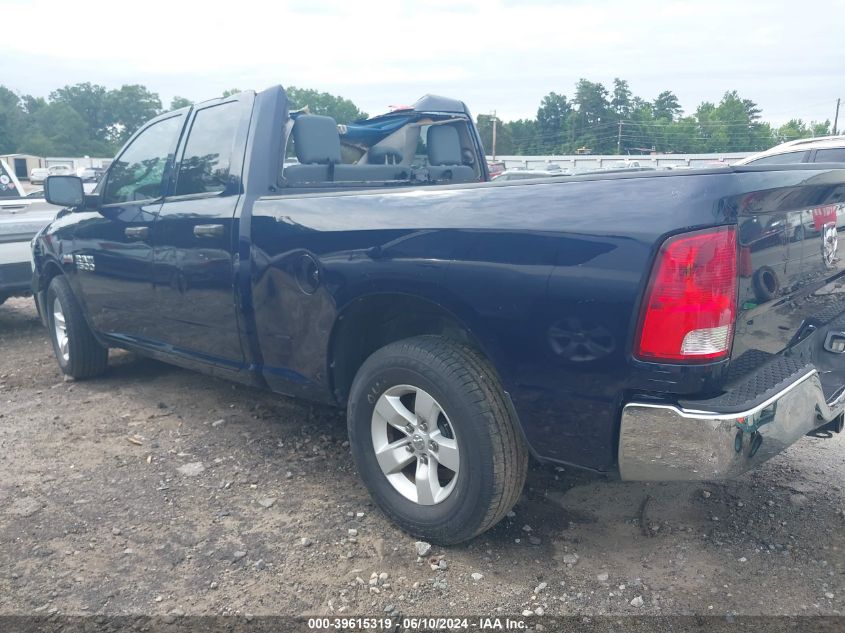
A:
1,0,840,124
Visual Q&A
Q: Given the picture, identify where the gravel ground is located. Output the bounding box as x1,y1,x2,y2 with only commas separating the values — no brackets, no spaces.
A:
0,296,843,621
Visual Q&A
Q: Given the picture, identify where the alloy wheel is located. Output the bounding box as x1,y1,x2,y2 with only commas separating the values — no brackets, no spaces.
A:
370,385,459,505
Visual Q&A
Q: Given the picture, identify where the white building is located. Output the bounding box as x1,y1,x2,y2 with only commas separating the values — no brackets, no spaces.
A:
46,156,112,173
0,153,46,180
0,154,113,180
489,152,751,172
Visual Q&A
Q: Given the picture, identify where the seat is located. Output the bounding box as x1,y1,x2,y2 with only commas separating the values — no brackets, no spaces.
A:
285,115,408,184
283,115,341,185
335,164,408,182
426,125,476,183
368,147,403,165
336,145,407,182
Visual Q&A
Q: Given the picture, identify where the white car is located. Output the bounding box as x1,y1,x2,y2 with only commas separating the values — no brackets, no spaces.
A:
0,195,60,305
735,135,845,165
29,164,74,184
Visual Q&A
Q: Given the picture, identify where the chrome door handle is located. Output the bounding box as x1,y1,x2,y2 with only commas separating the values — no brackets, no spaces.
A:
124,226,149,240
193,224,224,238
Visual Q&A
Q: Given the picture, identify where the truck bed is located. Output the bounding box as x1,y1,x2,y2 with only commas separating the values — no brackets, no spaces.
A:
247,164,845,470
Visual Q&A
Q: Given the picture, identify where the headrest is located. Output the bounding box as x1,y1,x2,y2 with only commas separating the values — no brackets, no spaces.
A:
368,147,404,165
293,115,341,165
427,125,463,166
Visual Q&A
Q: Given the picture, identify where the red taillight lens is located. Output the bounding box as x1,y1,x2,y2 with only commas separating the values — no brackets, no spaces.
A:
635,226,737,362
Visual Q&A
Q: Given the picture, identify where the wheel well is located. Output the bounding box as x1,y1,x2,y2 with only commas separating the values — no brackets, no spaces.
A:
42,260,63,286
329,294,483,404
41,259,62,283
34,260,64,325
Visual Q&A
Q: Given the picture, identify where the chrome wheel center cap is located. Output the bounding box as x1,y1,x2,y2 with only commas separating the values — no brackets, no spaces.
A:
411,434,426,452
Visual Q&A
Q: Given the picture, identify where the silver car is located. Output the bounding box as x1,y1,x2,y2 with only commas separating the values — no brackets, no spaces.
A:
29,164,74,184
0,195,61,305
735,135,845,165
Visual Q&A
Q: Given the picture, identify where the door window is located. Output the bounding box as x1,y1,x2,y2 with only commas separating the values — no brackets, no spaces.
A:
174,102,239,196
745,150,807,165
814,148,845,163
102,114,184,204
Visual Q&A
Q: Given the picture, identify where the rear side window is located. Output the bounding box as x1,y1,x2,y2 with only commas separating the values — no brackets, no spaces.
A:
814,148,845,163
746,150,807,165
103,114,184,204
175,102,239,196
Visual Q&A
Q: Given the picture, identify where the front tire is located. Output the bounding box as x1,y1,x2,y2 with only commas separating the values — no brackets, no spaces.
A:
347,336,527,544
46,276,108,379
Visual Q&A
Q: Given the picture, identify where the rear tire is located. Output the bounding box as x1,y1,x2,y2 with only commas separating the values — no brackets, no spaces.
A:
46,275,108,379
347,336,527,544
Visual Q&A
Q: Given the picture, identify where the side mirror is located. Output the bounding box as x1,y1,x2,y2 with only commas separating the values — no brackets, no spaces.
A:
45,175,85,208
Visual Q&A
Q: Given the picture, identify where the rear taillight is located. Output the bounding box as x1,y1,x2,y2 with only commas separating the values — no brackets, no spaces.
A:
635,225,738,362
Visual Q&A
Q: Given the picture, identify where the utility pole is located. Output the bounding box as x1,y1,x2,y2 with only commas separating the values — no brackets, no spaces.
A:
491,111,498,160
834,98,841,136
617,120,623,154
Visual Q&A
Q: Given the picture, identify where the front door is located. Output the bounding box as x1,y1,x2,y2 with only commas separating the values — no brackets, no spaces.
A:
151,97,249,367
72,112,185,342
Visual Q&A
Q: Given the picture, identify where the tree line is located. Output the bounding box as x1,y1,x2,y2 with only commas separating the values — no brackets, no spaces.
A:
0,83,366,158
477,78,834,156
0,79,833,158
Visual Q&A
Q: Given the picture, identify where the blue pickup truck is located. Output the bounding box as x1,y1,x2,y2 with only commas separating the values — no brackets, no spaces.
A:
32,86,845,544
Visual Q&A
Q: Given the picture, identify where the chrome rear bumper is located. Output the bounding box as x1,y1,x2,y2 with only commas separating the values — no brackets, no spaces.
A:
618,370,845,481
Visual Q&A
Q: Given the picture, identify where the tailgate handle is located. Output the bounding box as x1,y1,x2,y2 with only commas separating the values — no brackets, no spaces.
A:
124,226,149,240
194,224,224,238
824,331,845,353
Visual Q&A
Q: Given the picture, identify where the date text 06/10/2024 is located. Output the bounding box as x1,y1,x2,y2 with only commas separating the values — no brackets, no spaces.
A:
306,617,528,630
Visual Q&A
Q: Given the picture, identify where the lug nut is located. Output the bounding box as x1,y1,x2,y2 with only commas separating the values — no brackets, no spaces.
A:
419,454,428,464
429,441,438,452
418,422,428,431
405,444,414,453
405,424,414,434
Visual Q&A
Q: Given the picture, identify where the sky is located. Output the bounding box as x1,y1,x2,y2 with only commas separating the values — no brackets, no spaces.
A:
1,0,842,126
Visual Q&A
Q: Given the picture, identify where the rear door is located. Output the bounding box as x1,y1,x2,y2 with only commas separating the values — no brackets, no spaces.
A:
150,95,251,367
72,112,185,340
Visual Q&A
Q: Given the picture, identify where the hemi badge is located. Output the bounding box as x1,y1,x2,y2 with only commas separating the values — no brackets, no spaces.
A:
74,254,95,272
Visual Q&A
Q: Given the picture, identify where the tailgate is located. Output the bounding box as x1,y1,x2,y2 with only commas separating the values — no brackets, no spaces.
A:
620,166,845,480
729,166,845,402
